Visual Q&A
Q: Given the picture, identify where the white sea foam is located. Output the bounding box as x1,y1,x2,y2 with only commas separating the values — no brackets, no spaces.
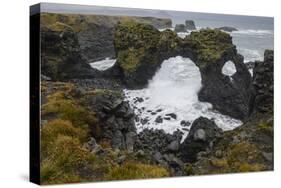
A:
222,60,236,77
238,48,263,62
232,29,273,35
124,56,242,141
90,58,116,71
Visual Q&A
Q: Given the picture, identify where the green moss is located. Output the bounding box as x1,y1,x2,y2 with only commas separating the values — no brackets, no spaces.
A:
47,22,74,32
114,21,160,51
114,21,161,72
117,48,145,72
258,121,273,135
158,29,181,52
105,162,169,180
184,163,194,175
184,29,234,68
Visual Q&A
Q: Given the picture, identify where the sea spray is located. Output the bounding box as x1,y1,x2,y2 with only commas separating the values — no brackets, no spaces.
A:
124,56,242,141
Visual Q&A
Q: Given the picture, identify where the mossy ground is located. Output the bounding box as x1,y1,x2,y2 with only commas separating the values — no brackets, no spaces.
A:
40,81,169,184
190,114,273,175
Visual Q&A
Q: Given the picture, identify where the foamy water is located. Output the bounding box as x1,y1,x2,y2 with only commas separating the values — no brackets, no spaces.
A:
90,58,116,70
124,56,242,141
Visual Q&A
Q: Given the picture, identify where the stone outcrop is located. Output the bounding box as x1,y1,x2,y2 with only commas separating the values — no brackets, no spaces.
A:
175,24,186,32
41,22,99,80
185,20,196,30
217,26,238,32
249,50,274,115
82,89,136,152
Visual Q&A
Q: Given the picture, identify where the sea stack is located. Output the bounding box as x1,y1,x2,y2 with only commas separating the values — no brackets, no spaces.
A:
185,20,196,30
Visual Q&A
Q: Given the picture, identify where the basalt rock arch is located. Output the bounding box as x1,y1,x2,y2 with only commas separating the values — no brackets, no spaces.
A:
111,21,251,120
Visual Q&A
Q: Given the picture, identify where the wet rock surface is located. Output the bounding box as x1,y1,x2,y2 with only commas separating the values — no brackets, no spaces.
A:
180,117,222,162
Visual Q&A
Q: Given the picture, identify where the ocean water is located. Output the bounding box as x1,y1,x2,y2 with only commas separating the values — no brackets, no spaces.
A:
88,11,273,139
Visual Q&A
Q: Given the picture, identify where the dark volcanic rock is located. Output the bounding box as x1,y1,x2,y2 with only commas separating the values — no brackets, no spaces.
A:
155,116,163,123
135,129,182,154
190,51,274,174
183,29,251,120
41,22,99,80
245,61,257,70
217,26,238,32
180,117,222,162
249,50,274,115
185,20,196,30
82,89,136,151
135,129,185,175
175,24,186,32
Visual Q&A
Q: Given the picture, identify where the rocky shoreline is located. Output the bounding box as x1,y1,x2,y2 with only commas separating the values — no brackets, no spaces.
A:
40,14,273,184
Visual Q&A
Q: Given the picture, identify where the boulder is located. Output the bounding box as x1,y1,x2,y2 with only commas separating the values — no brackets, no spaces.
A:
175,24,186,32
180,117,222,162
217,26,238,32
185,20,196,30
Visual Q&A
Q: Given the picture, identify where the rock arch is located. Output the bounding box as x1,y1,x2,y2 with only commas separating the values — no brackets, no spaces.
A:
111,22,251,120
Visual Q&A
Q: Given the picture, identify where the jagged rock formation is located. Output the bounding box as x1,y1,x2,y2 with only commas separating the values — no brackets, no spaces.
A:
82,89,136,151
41,22,98,80
249,50,274,115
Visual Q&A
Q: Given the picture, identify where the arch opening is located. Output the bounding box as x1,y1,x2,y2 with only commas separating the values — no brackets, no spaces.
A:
124,56,242,141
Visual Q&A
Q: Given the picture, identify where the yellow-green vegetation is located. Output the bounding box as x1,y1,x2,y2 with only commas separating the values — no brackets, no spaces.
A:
258,121,273,135
41,13,171,33
40,81,170,184
114,21,160,51
114,21,161,72
41,119,88,157
206,141,266,174
41,130,96,184
106,162,169,180
158,29,181,52
42,90,97,128
184,29,234,68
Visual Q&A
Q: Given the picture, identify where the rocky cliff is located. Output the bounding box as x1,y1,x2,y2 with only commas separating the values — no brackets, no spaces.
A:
41,13,172,62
